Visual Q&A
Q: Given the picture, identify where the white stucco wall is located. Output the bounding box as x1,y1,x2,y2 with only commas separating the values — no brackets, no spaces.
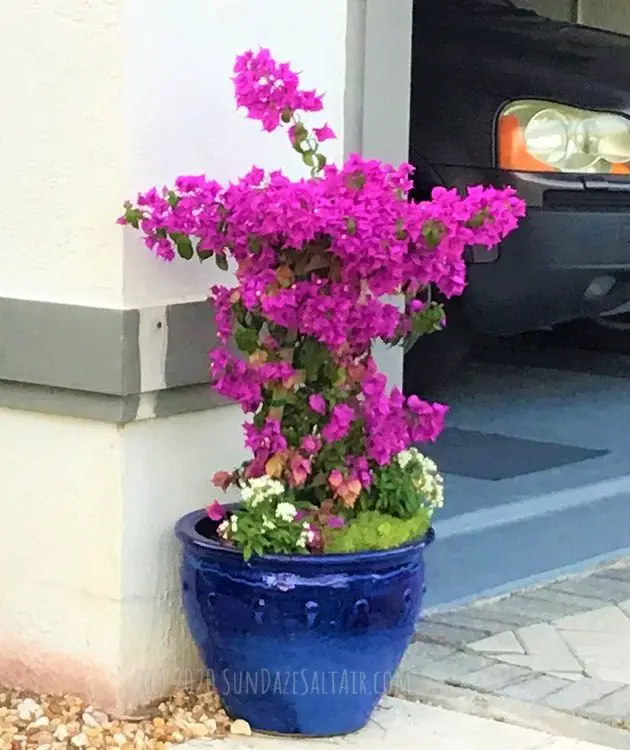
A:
0,0,348,310
123,0,348,309
0,409,124,707
0,0,353,713
118,407,246,707
0,0,126,307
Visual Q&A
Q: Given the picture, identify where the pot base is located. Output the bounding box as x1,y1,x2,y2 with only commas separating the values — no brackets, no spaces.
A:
254,723,365,739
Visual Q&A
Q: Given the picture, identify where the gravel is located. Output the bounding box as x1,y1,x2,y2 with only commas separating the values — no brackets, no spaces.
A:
0,683,250,749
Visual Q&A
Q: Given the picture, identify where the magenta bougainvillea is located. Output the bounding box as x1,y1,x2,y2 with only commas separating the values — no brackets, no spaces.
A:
119,49,526,558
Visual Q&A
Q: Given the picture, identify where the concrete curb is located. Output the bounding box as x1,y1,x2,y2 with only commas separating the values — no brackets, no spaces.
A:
392,677,630,750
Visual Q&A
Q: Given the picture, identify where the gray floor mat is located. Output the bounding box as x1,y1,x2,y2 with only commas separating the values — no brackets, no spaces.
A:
420,428,609,481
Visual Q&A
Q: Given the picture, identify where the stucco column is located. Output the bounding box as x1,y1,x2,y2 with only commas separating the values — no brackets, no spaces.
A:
344,0,414,388
0,0,413,713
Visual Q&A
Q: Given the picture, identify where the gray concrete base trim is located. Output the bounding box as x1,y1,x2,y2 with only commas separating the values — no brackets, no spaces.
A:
0,379,226,424
0,297,220,421
0,298,141,395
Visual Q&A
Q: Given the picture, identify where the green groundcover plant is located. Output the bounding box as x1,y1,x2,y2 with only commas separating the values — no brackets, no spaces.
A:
119,49,526,559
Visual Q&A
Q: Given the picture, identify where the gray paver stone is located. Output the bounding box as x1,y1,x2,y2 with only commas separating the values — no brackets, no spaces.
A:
465,599,553,629
549,577,626,604
415,619,489,646
471,594,582,627
597,566,630,584
412,651,495,683
583,685,630,720
398,641,456,674
587,573,630,602
428,610,519,637
544,679,623,713
521,588,607,616
469,630,524,655
500,674,571,702
457,662,532,692
514,623,583,673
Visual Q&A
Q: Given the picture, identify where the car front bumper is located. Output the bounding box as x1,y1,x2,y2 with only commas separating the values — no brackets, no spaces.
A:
436,167,630,336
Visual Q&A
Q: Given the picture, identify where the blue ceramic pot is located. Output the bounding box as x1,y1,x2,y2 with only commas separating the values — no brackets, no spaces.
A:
175,508,433,737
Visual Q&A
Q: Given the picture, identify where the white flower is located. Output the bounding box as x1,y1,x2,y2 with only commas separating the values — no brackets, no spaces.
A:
241,476,286,507
249,476,284,495
396,449,414,469
275,502,298,522
397,448,445,513
241,485,255,503
230,515,239,532
217,520,229,537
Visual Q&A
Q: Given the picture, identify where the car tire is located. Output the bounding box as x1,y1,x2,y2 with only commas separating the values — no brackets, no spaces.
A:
403,301,475,398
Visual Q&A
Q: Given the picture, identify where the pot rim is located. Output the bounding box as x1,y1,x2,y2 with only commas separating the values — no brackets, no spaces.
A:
175,507,434,566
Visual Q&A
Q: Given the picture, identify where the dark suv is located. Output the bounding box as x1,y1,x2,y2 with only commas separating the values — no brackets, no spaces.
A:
404,0,630,394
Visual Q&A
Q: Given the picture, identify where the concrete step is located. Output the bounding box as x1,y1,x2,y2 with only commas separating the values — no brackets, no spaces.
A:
425,481,630,611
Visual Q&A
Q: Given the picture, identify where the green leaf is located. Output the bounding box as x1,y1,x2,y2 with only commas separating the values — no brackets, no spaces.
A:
346,172,366,191
253,411,267,429
167,190,180,208
302,151,315,168
121,203,144,230
281,109,293,124
171,233,194,260
248,236,262,255
197,249,214,262
299,338,330,381
215,254,229,271
234,326,259,355
316,153,327,170
422,220,446,249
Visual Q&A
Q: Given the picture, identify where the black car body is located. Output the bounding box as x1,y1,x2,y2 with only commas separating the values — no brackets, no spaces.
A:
404,0,630,393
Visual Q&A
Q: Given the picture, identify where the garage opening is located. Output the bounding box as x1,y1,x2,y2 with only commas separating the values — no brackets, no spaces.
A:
404,0,630,609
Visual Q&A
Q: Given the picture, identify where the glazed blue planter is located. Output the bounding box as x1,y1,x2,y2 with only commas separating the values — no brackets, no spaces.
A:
175,508,433,737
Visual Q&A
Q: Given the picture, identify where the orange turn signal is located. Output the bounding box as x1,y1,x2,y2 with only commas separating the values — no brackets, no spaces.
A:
497,114,557,173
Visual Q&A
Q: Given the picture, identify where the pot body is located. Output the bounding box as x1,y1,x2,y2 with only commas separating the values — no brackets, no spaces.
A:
175,509,432,736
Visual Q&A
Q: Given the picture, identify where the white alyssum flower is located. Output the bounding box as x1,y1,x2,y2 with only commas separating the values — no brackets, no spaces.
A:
241,475,286,507
415,455,444,511
275,501,298,522
396,449,414,469
217,519,230,537
230,515,239,532
396,447,445,512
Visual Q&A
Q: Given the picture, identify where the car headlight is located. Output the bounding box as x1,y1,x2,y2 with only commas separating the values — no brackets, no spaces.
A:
497,100,630,174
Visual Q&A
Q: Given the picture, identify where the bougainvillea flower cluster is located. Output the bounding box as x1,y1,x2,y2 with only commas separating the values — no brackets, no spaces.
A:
119,49,526,558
